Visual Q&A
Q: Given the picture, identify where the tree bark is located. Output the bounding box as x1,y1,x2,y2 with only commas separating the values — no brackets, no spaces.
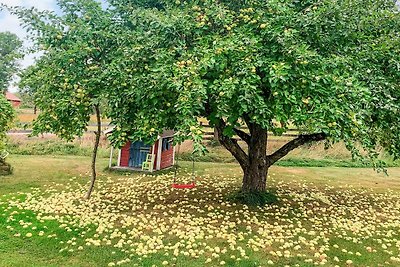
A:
213,127,219,141
216,119,269,192
215,119,249,170
85,104,101,199
242,122,268,192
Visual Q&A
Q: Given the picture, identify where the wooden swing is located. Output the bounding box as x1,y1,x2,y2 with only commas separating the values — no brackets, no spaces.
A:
172,145,196,189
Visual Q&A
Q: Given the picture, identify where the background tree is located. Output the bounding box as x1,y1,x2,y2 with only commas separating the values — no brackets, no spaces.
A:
11,0,123,198
0,95,15,175
0,31,22,93
106,0,400,196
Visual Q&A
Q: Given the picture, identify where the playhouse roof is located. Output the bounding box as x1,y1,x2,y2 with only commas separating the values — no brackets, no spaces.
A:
160,129,175,138
104,127,175,139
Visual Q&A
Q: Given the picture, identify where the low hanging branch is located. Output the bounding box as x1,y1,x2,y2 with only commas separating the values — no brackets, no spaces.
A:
267,133,327,166
215,120,249,169
233,127,250,144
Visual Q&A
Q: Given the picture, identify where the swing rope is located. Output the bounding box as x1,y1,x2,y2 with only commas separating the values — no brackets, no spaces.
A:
172,144,196,189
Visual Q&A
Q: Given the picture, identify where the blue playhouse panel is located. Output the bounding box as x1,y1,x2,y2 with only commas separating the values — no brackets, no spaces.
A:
128,141,151,168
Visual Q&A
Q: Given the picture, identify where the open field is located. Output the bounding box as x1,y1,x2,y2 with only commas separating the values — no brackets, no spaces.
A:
1,155,400,266
13,108,297,142
15,108,110,125
7,132,400,169
14,108,111,133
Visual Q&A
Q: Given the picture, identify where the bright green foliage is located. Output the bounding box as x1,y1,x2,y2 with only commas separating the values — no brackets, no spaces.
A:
0,31,22,93
106,0,400,164
11,0,132,196
13,0,121,141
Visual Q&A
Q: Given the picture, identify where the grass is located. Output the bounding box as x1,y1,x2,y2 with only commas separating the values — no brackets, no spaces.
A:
180,151,400,167
1,155,400,266
0,156,131,266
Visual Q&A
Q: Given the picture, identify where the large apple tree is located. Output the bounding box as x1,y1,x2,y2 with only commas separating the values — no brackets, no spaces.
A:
106,0,400,192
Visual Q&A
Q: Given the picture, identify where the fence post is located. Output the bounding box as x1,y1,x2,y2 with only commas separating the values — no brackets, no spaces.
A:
213,127,219,141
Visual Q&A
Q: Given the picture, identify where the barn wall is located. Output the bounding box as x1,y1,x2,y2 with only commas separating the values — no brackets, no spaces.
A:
8,100,21,108
120,142,131,167
13,101,21,108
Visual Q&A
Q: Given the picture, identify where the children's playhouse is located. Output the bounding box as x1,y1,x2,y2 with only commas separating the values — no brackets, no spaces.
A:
109,130,175,172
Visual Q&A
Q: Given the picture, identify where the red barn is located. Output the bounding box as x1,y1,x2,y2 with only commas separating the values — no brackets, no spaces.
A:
5,92,21,108
108,130,175,172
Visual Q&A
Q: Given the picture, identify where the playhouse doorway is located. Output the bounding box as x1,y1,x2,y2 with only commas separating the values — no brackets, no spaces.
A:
128,141,151,168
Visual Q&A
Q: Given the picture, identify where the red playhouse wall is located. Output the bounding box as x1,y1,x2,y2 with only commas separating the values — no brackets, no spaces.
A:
160,144,174,169
119,139,172,170
120,142,131,167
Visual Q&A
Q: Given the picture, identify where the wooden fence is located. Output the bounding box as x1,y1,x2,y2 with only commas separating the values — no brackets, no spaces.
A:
10,122,300,142
199,123,299,142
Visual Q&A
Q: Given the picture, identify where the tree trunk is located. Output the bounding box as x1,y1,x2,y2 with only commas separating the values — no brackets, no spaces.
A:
213,127,219,141
215,117,326,194
216,119,269,193
242,123,268,192
242,167,268,192
85,104,101,199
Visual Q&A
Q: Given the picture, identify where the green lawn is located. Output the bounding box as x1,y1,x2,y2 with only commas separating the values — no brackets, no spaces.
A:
1,155,400,266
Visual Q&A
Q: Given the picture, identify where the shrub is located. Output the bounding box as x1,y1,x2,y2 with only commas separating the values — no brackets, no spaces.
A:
8,139,110,158
0,159,12,176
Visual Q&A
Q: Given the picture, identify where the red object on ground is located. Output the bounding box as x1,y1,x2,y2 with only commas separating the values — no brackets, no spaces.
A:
171,183,196,189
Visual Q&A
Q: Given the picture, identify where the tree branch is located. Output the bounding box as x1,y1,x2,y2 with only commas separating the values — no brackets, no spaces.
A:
267,133,326,166
242,114,253,133
233,127,250,144
216,119,249,169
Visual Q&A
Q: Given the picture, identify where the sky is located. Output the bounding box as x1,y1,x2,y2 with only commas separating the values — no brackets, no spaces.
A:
0,0,60,92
